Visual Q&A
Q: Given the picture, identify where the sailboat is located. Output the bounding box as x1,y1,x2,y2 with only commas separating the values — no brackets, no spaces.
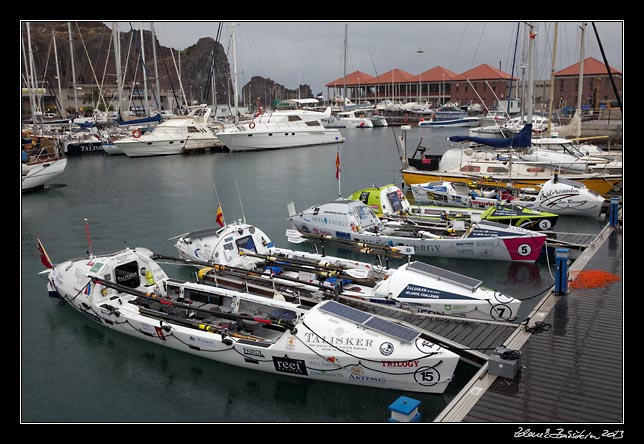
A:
21,22,67,192
400,23,622,197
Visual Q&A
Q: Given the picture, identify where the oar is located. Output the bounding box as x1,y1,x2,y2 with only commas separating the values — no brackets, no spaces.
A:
244,257,375,284
151,254,355,294
238,251,372,280
88,275,296,331
137,306,271,342
285,229,414,257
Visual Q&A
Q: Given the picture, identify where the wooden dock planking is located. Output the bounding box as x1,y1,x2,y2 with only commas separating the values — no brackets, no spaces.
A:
436,223,622,423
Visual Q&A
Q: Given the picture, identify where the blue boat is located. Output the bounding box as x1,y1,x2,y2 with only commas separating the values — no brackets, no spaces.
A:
418,116,480,128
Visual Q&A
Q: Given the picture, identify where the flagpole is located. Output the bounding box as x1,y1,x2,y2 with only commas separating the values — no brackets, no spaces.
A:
84,218,93,257
336,145,341,199
214,183,225,227
235,179,246,223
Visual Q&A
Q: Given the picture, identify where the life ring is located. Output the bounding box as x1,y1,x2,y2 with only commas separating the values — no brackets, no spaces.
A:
132,129,142,138
359,121,365,128
249,122,256,129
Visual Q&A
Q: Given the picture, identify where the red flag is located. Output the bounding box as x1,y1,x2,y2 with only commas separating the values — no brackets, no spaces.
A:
335,150,341,180
37,238,53,269
216,203,225,228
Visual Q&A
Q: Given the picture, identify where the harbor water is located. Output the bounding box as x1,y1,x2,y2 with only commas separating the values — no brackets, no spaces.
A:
20,126,607,423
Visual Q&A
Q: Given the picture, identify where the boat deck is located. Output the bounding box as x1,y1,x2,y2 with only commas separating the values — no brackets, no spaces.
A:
341,299,519,366
434,221,623,422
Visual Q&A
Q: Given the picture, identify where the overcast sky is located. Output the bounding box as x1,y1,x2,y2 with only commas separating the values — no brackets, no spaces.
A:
107,21,623,97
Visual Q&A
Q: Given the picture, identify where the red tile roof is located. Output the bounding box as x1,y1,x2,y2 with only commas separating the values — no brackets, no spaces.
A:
408,66,459,82
373,68,415,84
325,70,377,87
554,57,622,77
452,64,515,81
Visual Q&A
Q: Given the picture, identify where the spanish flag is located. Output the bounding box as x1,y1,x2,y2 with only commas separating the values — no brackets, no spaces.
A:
335,150,341,180
216,203,225,228
37,237,53,269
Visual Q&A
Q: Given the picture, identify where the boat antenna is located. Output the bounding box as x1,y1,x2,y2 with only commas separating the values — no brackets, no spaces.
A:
84,218,94,257
235,178,246,223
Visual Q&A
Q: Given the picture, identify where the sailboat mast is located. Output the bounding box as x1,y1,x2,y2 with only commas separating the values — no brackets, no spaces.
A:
519,24,527,117
211,54,216,109
151,22,161,112
526,22,535,125
231,22,239,124
169,47,188,112
27,24,41,119
343,23,347,104
576,22,586,138
24,22,38,128
140,24,150,117
112,22,124,119
68,22,78,114
546,22,558,137
52,29,65,118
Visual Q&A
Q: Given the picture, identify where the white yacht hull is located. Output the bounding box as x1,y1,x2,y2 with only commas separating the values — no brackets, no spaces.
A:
22,158,67,191
113,139,185,157
217,130,343,152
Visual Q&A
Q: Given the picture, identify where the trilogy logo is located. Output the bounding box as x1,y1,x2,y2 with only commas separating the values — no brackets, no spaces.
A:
273,356,308,376
381,360,419,368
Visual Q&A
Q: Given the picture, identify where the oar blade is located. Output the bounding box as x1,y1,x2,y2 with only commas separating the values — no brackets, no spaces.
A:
342,268,370,279
286,229,306,244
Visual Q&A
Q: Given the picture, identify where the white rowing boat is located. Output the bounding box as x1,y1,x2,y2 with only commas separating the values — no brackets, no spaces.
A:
39,243,459,394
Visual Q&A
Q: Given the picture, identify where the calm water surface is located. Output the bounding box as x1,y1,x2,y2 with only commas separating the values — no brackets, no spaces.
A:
20,126,607,423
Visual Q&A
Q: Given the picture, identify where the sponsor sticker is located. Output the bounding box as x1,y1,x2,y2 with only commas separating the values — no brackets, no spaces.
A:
380,342,394,356
273,356,308,376
243,348,265,358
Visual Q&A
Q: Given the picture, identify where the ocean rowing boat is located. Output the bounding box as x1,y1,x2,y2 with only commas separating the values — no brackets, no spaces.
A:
287,198,547,263
172,221,521,321
39,242,459,394
350,183,559,231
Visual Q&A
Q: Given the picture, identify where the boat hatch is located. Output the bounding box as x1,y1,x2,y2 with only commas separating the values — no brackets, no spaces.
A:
235,235,258,254
184,287,223,305
114,260,141,288
319,300,420,343
351,203,379,227
386,190,404,212
407,261,482,291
